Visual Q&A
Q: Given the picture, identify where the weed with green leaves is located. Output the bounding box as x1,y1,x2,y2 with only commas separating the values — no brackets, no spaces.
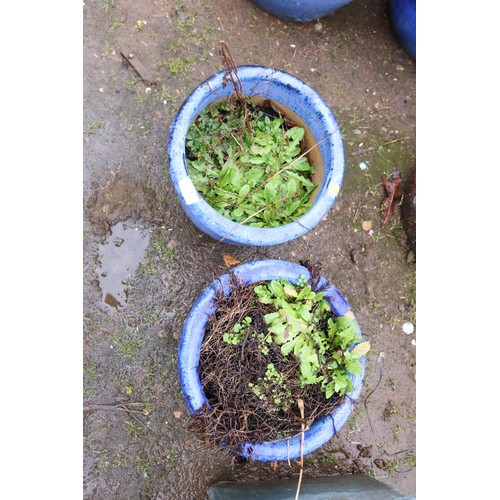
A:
186,99,317,228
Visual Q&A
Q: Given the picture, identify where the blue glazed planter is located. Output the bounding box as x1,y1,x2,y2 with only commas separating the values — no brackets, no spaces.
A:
389,0,416,60
167,66,344,246
251,0,352,22
178,260,366,462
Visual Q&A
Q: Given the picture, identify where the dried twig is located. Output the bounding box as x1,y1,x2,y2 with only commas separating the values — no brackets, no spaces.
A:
219,41,250,134
359,106,391,122
351,136,411,157
363,352,384,435
295,398,305,500
83,403,149,430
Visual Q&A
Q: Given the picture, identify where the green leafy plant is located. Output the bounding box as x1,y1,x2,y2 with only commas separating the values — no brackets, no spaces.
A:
223,276,370,407
223,315,251,345
134,19,145,31
186,99,317,228
248,363,293,411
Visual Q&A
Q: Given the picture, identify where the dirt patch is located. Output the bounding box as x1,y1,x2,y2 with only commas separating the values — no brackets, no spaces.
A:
86,172,150,236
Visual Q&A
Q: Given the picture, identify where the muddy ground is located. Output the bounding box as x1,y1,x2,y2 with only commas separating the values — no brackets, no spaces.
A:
83,0,416,498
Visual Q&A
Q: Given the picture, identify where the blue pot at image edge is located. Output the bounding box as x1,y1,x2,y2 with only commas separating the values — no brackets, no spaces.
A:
167,66,344,246
177,260,366,462
390,0,416,60
251,0,352,22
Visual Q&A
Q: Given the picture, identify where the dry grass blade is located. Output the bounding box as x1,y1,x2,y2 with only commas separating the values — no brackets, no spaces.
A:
295,398,305,500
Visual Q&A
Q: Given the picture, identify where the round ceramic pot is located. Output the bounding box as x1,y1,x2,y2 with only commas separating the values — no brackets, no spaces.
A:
167,66,344,246
389,0,416,60
251,0,352,22
178,260,366,462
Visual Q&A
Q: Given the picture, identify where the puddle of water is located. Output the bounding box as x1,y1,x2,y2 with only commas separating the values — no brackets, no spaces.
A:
97,221,150,310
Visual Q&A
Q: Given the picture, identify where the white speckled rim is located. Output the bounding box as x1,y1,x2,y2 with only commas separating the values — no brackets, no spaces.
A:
178,260,366,462
167,66,344,246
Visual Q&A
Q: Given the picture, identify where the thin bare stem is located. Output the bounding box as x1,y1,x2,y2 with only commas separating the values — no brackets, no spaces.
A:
295,398,305,500
219,41,251,134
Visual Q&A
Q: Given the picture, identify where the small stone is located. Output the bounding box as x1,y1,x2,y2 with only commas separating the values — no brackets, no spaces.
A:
314,22,323,32
349,248,359,264
359,162,367,171
406,250,416,264
403,322,415,335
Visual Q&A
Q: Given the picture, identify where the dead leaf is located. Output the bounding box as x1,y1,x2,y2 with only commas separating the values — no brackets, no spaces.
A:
283,285,298,297
362,220,372,231
270,461,278,471
352,341,371,357
374,458,389,470
380,169,403,227
173,411,182,419
223,254,240,267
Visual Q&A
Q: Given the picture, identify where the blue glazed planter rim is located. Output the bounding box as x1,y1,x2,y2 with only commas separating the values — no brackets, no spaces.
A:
167,65,344,246
178,260,366,462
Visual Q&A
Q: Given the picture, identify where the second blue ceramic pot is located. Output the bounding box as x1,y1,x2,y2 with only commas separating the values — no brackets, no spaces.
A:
390,0,416,60
251,0,352,22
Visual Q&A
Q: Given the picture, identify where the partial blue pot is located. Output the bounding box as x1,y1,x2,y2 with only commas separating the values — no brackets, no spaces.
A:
167,66,344,246
251,0,352,22
178,260,366,462
389,0,416,60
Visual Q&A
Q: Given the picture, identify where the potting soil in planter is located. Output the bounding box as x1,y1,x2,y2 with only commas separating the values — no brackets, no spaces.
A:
189,264,369,454
185,98,317,228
